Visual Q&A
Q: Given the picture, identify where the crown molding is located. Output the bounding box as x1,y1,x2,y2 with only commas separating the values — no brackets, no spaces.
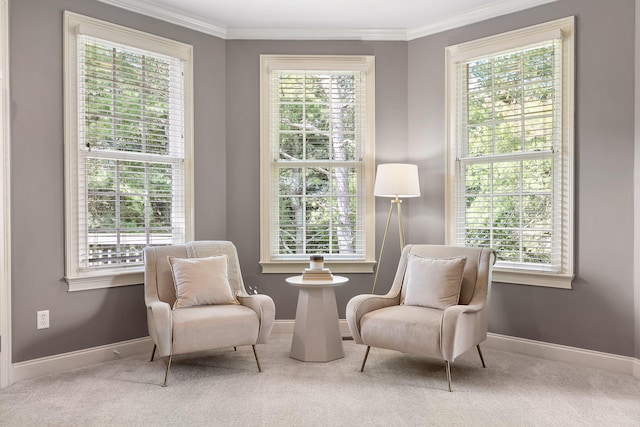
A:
98,0,558,41
97,0,228,38
407,0,559,40
226,27,407,41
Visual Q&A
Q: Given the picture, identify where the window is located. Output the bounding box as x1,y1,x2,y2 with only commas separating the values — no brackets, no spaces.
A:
64,12,193,290
445,17,574,288
259,55,375,273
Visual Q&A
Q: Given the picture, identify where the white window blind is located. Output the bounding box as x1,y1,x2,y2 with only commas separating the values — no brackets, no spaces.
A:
77,35,186,268
260,56,375,272
455,39,561,270
446,17,574,288
65,12,194,290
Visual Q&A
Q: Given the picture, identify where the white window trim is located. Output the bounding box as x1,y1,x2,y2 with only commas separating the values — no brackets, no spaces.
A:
63,12,194,291
259,55,376,274
445,17,575,289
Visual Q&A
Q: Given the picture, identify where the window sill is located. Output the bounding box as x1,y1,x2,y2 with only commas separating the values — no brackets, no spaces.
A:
65,268,144,291
260,260,375,274
492,268,574,289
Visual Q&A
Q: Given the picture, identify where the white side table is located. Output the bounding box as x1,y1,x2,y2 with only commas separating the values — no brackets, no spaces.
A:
285,275,349,362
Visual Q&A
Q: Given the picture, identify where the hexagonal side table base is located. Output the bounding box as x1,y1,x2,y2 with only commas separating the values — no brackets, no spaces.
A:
290,286,344,362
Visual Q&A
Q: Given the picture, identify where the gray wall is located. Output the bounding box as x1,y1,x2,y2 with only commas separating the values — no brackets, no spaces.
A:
408,0,637,357
636,0,640,361
9,0,638,363
10,0,227,362
225,40,409,320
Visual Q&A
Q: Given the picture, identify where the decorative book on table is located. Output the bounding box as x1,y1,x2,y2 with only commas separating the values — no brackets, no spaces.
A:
302,268,333,281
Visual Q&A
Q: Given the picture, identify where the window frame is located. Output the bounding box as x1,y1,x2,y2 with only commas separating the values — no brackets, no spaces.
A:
259,55,376,273
445,17,575,288
64,12,194,291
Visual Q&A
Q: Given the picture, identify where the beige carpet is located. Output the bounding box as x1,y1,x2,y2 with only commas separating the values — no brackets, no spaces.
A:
1,334,639,426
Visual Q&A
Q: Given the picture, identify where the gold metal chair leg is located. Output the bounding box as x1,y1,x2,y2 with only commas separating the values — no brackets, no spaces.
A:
150,344,157,362
477,344,486,368
252,345,262,372
445,361,452,392
162,355,172,387
360,346,371,372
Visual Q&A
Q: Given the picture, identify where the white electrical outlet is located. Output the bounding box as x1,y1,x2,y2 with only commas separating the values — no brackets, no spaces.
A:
37,310,49,329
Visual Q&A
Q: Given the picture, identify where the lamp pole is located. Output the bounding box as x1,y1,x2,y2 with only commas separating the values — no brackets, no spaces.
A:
371,195,404,294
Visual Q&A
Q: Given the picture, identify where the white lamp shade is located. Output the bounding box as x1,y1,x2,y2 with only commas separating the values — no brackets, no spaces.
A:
373,163,421,198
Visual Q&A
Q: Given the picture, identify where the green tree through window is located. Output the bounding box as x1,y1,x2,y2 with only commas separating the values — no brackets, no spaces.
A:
65,12,193,289
460,42,558,266
447,17,574,287
277,71,360,256
80,36,186,267
260,55,375,271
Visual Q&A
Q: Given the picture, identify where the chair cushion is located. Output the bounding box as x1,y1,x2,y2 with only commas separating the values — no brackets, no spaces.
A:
360,305,444,358
168,255,237,309
171,305,260,355
403,255,466,309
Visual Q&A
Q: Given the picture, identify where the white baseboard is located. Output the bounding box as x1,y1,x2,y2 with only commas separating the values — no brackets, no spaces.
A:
272,319,351,337
270,319,296,334
9,323,640,384
11,320,345,384
12,337,153,383
485,333,639,378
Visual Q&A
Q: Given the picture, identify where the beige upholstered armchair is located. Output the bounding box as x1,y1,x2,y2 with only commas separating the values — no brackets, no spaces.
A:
144,241,275,386
346,244,495,391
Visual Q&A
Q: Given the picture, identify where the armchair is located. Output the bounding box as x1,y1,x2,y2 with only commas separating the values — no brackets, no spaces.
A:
144,241,275,386
346,244,495,391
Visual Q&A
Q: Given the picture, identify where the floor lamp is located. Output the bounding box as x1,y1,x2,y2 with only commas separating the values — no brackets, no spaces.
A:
371,163,421,294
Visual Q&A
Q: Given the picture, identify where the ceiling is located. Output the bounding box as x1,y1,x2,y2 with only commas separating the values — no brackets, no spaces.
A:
98,0,558,40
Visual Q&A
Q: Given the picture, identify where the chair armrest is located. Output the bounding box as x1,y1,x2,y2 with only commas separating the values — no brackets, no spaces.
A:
441,303,488,362
146,300,172,357
237,294,276,344
346,294,400,343
444,301,484,317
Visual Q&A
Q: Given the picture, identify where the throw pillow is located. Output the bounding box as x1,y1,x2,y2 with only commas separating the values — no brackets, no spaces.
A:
168,255,237,309
403,255,467,310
